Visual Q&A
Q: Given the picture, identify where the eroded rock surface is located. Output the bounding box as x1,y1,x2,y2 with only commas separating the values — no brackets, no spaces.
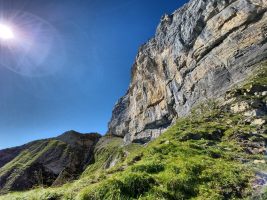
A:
108,0,267,143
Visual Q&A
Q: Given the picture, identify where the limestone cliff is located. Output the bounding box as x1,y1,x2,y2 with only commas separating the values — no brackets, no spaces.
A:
108,0,267,143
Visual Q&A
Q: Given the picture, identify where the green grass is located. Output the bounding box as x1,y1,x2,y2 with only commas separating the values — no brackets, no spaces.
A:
0,63,266,199
81,136,125,179
73,107,257,199
243,63,267,90
0,140,69,193
1,104,261,200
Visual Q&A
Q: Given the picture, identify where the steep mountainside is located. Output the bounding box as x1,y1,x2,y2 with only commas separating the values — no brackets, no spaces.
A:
0,0,267,199
108,0,267,143
0,131,100,194
0,64,266,199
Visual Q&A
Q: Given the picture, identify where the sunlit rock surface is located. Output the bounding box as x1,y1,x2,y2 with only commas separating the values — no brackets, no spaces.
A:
108,0,267,143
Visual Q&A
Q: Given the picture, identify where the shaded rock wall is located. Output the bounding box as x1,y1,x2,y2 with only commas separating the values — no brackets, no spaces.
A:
0,131,101,193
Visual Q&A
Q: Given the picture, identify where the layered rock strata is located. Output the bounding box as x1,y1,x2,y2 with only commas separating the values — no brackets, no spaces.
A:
108,0,267,143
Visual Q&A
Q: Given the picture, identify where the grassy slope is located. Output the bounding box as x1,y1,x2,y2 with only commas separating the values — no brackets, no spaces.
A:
0,140,70,193
0,63,266,200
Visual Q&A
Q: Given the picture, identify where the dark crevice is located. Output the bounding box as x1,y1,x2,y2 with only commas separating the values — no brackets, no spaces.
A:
147,97,165,109
144,116,172,130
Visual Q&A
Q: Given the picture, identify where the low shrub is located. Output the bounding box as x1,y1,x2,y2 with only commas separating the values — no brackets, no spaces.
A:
131,162,164,174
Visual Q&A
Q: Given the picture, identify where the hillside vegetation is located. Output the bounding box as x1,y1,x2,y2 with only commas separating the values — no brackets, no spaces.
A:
0,63,266,200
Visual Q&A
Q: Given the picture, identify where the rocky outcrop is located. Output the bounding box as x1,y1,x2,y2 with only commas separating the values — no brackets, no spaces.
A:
108,0,267,143
0,131,101,194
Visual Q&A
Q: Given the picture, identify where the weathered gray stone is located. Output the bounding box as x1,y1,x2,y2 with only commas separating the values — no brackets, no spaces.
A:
108,0,267,143
251,118,266,126
230,101,250,113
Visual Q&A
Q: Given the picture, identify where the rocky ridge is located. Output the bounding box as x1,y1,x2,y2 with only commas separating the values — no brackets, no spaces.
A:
0,131,100,194
108,0,267,143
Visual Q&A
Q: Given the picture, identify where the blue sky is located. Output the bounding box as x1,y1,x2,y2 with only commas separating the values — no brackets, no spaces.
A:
0,0,188,149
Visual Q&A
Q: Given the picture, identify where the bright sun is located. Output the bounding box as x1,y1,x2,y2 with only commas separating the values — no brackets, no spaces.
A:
0,24,14,40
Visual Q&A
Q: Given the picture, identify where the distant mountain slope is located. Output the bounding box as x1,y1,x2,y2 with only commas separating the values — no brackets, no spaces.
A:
0,131,100,194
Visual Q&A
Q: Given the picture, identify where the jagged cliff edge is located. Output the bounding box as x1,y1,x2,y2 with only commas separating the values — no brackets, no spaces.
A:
108,0,267,143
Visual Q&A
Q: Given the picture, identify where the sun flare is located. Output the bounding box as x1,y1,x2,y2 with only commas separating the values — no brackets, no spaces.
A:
0,23,14,40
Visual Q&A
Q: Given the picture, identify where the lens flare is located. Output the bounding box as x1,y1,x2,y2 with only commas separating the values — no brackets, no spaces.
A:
0,24,14,40
0,11,65,77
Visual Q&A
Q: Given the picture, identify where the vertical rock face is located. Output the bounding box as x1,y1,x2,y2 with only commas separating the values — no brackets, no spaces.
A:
108,0,267,143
